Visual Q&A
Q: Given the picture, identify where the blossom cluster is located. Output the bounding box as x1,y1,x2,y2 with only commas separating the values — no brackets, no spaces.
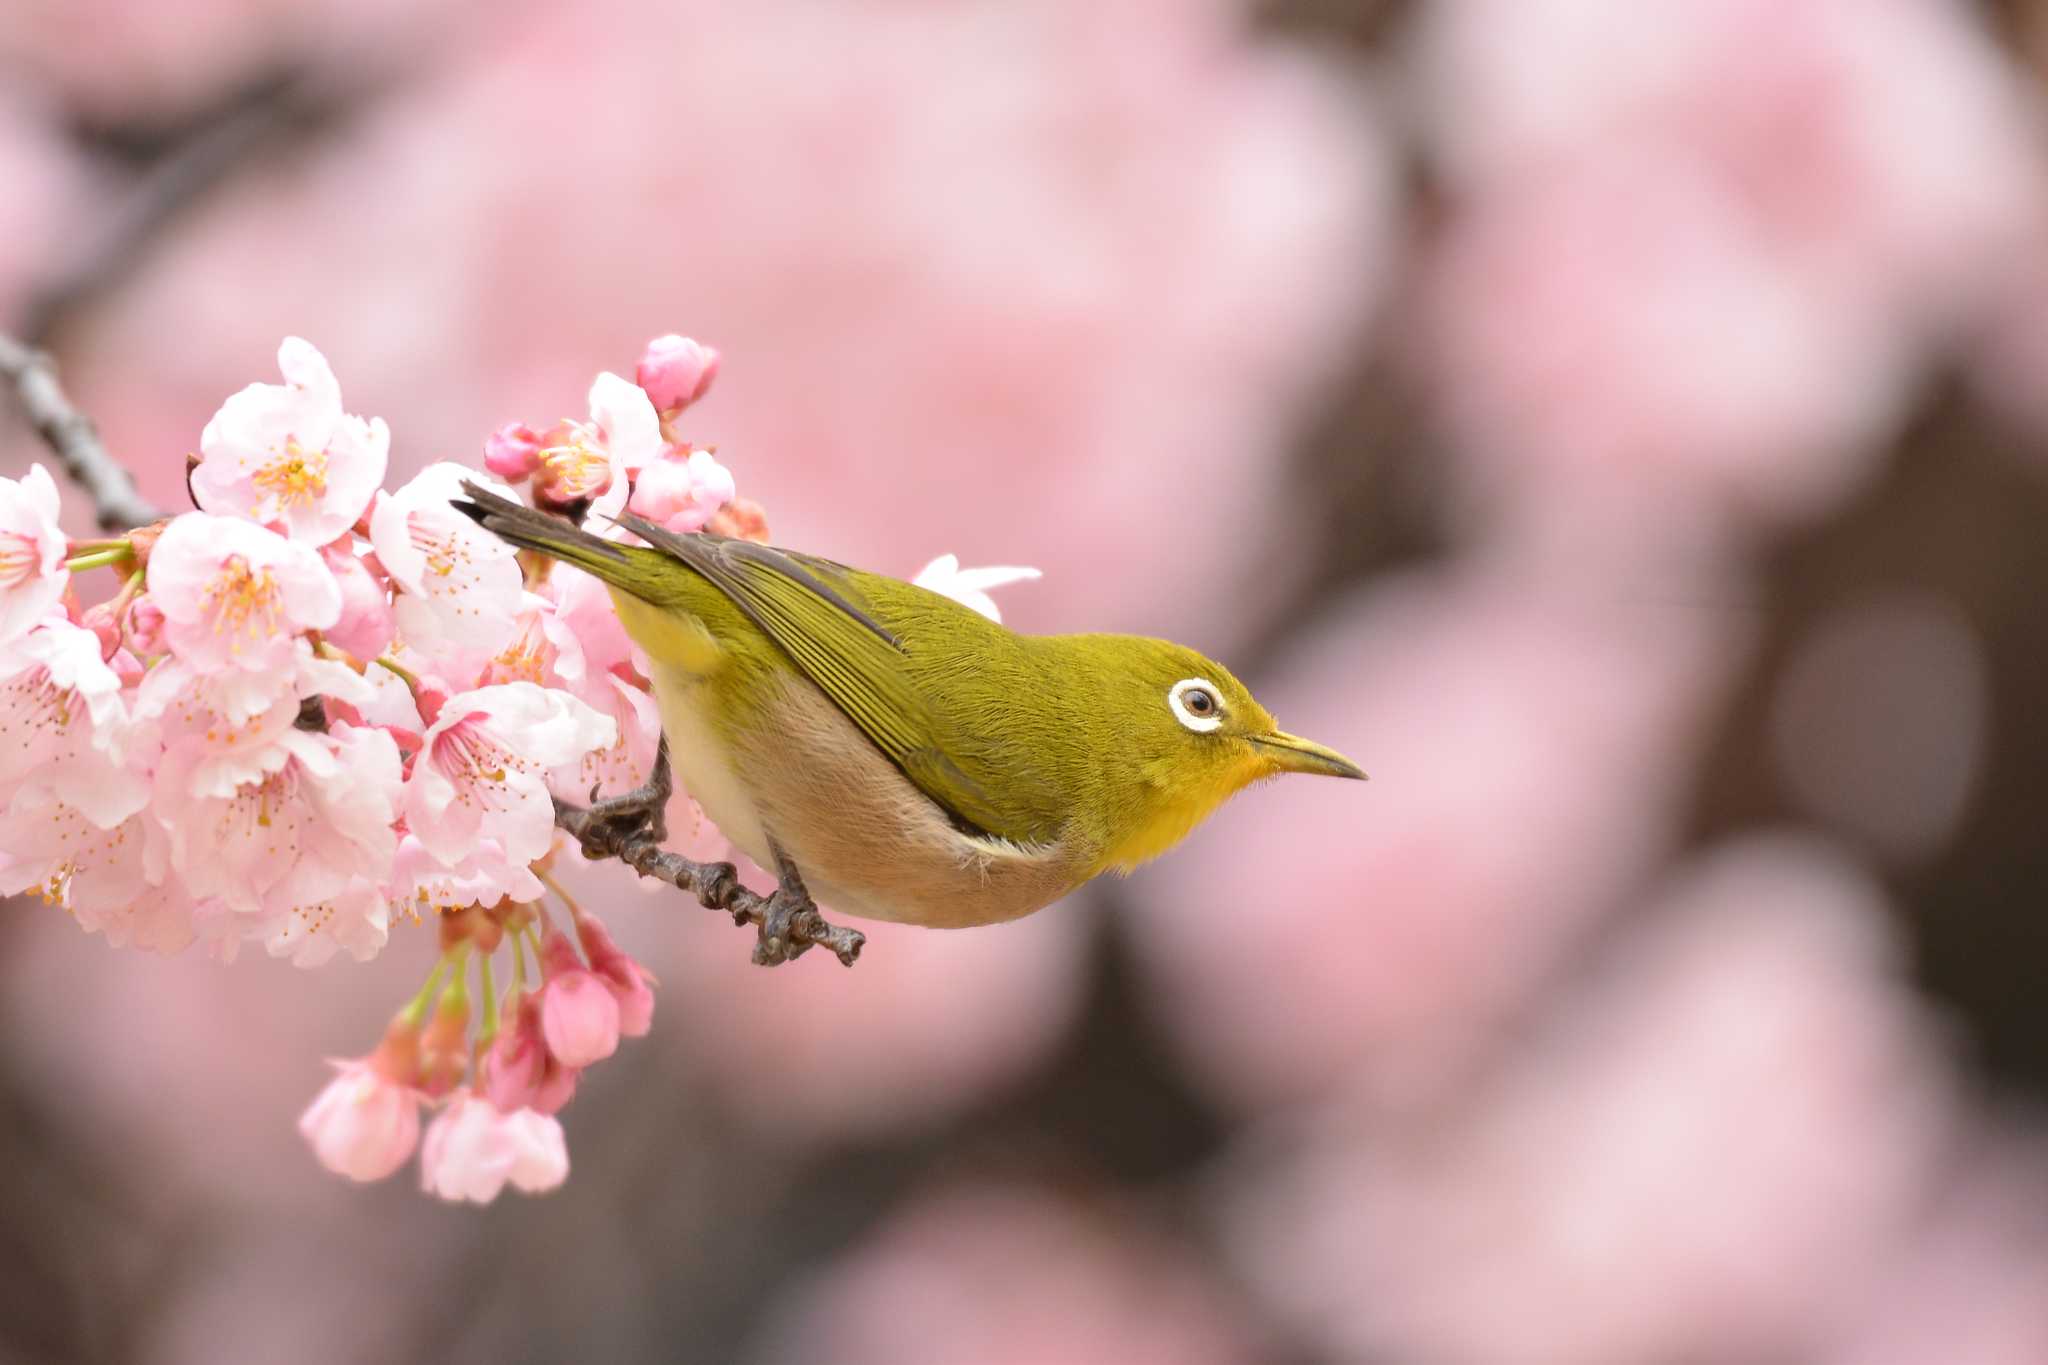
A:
0,334,744,1200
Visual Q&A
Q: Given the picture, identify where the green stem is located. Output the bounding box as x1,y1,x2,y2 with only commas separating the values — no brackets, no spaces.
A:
399,955,452,1028
373,654,422,695
65,546,132,573
475,951,499,1050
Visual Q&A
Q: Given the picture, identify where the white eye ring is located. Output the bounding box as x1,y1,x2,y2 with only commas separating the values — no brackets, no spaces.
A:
1168,677,1224,733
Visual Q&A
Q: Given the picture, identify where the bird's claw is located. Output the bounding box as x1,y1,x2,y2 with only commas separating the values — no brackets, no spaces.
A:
753,885,816,966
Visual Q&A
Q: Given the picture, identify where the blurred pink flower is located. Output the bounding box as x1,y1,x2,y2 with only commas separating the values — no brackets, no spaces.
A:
191,337,390,544
1128,563,1744,1111
1414,0,2044,552
480,991,580,1115
418,1089,568,1204
319,541,396,660
649,898,1087,1141
0,464,68,646
635,333,720,414
1223,836,1954,1365
571,910,655,1037
298,1055,422,1183
756,1184,1256,1365
146,513,342,675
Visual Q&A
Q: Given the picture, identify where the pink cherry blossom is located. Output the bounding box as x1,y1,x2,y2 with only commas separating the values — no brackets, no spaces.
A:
538,930,621,1068
911,554,1041,624
298,1055,423,1183
390,834,543,920
0,796,156,924
419,1089,568,1203
264,875,392,968
0,464,66,647
154,717,399,930
482,421,544,481
626,445,735,533
635,333,720,412
0,618,143,828
191,337,390,543
367,463,523,657
145,513,341,676
403,682,614,868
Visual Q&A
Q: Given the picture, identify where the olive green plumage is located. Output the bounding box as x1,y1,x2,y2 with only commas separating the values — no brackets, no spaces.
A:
455,483,1362,927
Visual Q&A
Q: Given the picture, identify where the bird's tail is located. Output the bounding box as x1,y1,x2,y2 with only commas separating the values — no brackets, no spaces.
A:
452,480,666,599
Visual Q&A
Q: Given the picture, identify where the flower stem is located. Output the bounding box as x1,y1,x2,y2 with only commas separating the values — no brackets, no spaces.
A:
399,954,452,1029
475,951,499,1052
373,654,422,696
65,545,132,573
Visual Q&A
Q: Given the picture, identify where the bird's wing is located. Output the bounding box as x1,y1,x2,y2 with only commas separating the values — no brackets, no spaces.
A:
617,514,1027,840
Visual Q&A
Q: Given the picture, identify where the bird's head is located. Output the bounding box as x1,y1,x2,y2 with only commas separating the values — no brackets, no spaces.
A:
1084,637,1364,873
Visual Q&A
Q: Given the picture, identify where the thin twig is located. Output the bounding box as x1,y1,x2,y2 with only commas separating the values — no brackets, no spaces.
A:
552,742,866,968
0,334,163,532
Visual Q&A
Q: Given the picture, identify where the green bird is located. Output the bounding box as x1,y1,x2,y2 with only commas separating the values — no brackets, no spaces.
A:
456,484,1363,956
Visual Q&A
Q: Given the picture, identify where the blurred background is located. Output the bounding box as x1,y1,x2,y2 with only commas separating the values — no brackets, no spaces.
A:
4,0,2048,1360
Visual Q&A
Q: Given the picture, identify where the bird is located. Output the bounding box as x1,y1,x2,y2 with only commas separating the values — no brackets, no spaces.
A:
455,482,1363,960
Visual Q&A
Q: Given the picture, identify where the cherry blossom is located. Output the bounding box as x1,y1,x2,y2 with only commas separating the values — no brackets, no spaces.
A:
190,337,390,544
298,1055,423,1182
418,1090,569,1203
403,682,614,868
367,462,523,656
911,554,1041,624
0,463,66,647
626,445,735,533
146,514,341,676
0,618,142,826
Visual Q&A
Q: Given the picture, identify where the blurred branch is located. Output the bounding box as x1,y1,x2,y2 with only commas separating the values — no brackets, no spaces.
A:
0,334,163,532
21,65,412,345
553,741,867,968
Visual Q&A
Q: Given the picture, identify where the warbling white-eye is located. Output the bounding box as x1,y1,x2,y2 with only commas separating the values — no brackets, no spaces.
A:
457,484,1364,956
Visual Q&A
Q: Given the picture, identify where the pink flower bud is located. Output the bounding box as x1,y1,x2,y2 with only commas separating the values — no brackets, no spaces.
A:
483,422,544,481
635,334,720,412
419,1089,568,1203
76,601,123,660
627,446,736,534
126,594,166,655
481,992,544,1111
538,929,620,1068
573,912,656,1038
298,1057,422,1182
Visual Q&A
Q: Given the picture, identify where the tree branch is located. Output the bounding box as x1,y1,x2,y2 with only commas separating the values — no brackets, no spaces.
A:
0,334,164,532
553,742,866,968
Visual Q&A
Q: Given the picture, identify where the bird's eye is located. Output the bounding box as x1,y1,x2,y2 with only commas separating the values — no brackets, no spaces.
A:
1168,677,1224,733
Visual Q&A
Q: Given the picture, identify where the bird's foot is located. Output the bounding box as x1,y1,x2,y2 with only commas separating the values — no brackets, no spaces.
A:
555,739,673,858
753,854,834,967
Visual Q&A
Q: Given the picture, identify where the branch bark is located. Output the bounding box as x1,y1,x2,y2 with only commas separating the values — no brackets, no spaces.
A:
0,335,164,533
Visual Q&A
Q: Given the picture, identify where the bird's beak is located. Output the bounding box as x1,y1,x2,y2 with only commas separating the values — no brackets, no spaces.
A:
1252,730,1367,781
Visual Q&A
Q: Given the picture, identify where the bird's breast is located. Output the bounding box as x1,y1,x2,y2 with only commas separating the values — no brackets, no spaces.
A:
645,662,1089,928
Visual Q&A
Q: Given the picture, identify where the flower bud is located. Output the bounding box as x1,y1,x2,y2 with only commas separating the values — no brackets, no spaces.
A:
538,929,620,1068
480,992,545,1112
298,1058,422,1183
572,912,656,1038
76,600,122,661
322,542,395,660
483,423,544,481
635,334,720,413
126,594,166,655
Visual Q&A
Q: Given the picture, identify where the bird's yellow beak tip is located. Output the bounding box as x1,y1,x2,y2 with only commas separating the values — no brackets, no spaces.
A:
1252,731,1367,781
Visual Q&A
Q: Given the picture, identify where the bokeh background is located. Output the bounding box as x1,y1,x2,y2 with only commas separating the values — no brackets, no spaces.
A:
5,0,2048,1360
